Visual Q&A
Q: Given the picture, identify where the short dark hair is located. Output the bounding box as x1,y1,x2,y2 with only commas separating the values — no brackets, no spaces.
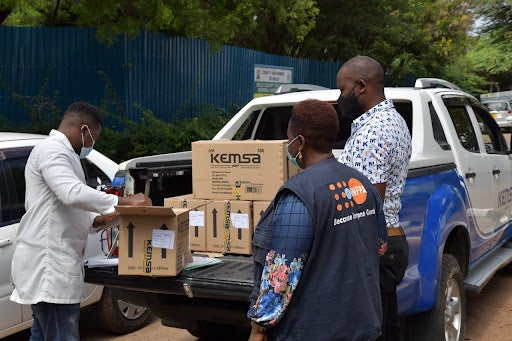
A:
289,99,339,153
63,102,103,127
343,56,384,86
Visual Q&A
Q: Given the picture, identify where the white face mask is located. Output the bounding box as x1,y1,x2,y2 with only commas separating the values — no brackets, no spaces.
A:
79,125,95,159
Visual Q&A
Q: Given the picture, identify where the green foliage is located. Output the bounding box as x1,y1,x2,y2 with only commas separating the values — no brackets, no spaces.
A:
1,99,231,163
94,106,232,163
0,69,233,163
230,0,319,56
2,0,512,96
1,0,74,26
0,0,259,47
470,0,512,90
0,114,17,131
0,68,62,133
386,0,472,85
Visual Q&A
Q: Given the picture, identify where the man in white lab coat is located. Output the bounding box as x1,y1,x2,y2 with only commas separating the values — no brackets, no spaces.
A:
10,102,151,341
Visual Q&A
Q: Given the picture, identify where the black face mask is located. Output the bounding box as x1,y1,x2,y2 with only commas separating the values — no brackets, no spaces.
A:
336,84,364,121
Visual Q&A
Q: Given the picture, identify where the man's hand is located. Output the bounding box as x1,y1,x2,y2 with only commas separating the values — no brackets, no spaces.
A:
118,193,152,206
92,211,120,232
93,211,119,228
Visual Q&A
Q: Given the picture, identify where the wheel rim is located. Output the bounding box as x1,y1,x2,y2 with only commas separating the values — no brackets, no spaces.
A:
116,299,148,320
444,277,462,341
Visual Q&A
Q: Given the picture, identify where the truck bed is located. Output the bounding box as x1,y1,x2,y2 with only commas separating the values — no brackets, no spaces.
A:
85,255,254,302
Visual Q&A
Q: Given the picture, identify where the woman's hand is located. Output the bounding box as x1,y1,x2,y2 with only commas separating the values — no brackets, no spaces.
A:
248,328,268,341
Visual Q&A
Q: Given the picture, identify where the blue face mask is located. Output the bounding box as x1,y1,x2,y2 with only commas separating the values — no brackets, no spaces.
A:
287,135,302,169
79,125,95,159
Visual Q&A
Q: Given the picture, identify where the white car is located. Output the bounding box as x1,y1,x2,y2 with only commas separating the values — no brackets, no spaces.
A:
0,132,152,338
483,100,512,132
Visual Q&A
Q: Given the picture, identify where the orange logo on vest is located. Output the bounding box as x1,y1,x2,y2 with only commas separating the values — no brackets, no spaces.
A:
329,178,368,211
348,178,367,204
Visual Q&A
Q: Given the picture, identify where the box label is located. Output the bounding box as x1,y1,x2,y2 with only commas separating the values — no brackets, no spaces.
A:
152,229,175,249
231,213,249,229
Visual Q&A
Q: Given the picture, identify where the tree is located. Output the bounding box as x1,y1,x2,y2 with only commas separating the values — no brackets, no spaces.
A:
470,0,512,91
388,0,474,85
0,0,494,92
0,0,258,46
296,0,474,86
229,0,319,57
0,0,15,24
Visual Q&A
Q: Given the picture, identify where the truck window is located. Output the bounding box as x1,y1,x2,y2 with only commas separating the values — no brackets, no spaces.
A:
0,148,31,227
444,97,479,152
394,101,413,136
429,102,450,150
471,104,508,154
81,158,112,190
234,111,260,140
254,106,293,140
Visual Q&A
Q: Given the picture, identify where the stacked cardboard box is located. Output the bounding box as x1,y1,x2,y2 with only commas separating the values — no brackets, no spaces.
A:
116,206,191,276
164,140,295,255
164,194,210,252
115,140,293,276
191,140,298,201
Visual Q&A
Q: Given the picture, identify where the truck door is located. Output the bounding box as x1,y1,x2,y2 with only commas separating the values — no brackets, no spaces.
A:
442,96,494,254
470,103,512,246
0,158,23,332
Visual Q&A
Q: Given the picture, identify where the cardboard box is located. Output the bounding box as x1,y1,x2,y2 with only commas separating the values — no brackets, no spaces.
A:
164,195,210,252
192,140,298,201
206,200,253,255
163,194,194,208
253,201,272,226
117,206,190,276
187,203,208,251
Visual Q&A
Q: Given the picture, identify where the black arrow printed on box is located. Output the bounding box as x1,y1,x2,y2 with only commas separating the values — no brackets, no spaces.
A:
127,222,135,258
193,208,199,237
212,208,218,238
237,210,243,240
225,202,231,252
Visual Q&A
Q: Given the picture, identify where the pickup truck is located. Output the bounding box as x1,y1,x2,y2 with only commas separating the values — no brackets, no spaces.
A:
85,78,512,341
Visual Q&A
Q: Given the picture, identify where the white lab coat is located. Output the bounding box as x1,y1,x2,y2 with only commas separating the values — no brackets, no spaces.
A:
10,130,118,304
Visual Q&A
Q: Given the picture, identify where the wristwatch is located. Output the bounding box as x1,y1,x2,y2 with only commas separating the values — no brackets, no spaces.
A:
251,321,267,333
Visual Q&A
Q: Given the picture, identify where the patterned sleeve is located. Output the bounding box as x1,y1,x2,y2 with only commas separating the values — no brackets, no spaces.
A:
247,190,314,328
359,126,391,184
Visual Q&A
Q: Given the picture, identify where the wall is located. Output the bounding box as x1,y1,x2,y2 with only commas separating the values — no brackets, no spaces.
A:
0,27,342,125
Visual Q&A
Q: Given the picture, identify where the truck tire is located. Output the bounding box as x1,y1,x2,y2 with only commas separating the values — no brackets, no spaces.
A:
95,287,153,334
406,253,466,341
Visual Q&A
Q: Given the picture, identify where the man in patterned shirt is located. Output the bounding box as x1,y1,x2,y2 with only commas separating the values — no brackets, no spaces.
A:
337,56,412,341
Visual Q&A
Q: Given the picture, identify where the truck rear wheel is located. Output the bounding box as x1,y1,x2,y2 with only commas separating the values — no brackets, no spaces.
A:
406,253,465,341
95,287,153,334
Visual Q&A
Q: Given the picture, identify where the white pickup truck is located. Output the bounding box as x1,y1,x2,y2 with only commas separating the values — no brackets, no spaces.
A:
86,78,512,341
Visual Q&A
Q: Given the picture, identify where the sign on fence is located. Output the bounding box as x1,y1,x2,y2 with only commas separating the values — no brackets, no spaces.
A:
253,65,293,98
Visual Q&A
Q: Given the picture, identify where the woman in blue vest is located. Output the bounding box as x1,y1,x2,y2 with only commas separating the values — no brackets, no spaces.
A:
248,99,387,341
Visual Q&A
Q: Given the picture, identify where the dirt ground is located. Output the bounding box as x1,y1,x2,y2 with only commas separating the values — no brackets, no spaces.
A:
464,269,512,340
5,269,512,340
80,268,512,341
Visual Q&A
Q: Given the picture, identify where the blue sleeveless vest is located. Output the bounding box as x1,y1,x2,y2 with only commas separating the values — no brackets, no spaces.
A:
251,158,383,341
